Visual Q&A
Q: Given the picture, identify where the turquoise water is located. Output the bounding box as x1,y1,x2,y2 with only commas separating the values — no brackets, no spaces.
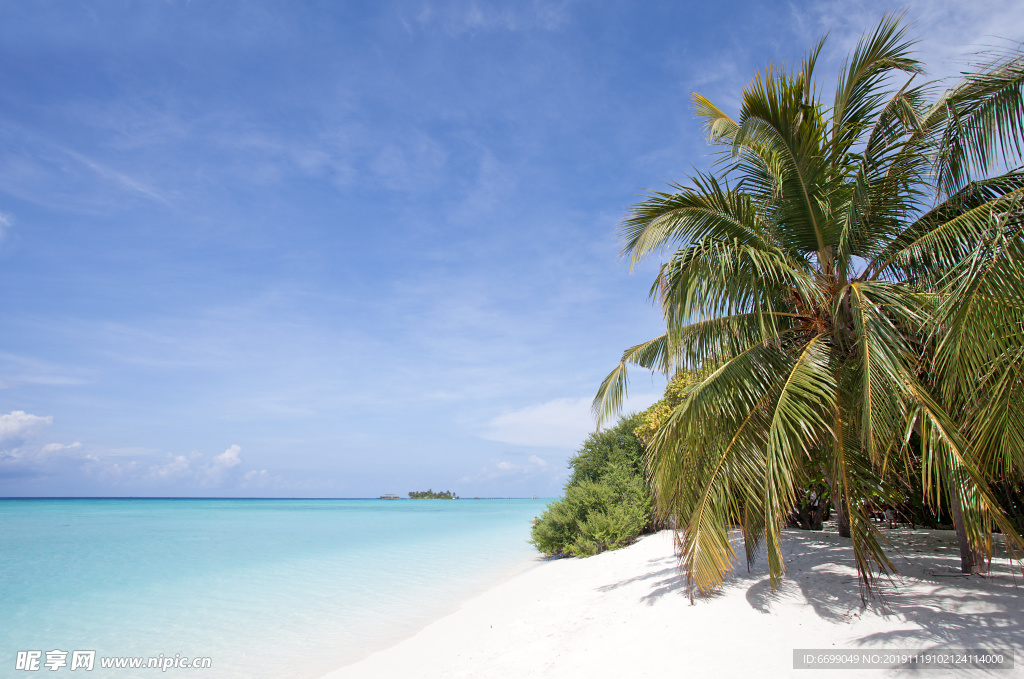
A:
0,498,550,678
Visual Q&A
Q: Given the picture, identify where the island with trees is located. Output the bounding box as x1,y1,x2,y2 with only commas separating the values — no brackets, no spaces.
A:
408,489,459,499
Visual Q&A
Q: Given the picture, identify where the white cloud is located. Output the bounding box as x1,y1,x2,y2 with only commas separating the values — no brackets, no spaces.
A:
479,393,660,449
457,452,552,484
240,468,287,492
243,468,268,481
193,444,244,486
211,444,242,469
150,454,192,480
480,397,593,448
142,445,245,486
0,435,270,492
0,410,53,445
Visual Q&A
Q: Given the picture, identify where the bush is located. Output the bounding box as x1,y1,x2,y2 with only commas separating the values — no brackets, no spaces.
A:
566,412,647,485
530,414,653,557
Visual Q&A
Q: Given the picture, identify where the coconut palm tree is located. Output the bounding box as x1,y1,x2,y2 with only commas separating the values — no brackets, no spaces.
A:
594,16,1024,598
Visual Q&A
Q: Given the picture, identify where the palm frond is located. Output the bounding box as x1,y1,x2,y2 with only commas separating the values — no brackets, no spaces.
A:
592,334,672,428
868,172,1024,279
621,173,775,268
830,12,923,161
918,48,1024,196
846,281,925,465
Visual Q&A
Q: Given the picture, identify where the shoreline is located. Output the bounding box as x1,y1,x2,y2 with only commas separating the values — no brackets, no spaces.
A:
322,528,1024,678
322,549,549,673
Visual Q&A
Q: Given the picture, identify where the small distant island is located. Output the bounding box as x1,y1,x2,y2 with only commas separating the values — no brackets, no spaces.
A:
408,489,458,499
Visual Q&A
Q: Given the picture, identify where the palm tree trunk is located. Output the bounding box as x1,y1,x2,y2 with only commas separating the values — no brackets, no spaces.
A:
823,465,851,538
949,489,986,574
835,496,851,538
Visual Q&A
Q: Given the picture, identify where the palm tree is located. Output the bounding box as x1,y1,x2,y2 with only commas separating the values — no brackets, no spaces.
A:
594,16,1024,598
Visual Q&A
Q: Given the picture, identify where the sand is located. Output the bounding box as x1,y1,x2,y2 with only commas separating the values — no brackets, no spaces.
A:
322,526,1024,678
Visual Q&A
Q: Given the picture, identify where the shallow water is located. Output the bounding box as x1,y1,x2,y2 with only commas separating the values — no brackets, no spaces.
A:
0,498,550,678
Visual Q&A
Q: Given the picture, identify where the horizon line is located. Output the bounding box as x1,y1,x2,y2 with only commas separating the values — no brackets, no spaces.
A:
0,496,552,500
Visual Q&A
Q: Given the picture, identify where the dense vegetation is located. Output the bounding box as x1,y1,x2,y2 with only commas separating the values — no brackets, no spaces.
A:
530,413,654,557
408,489,458,499
594,16,1024,597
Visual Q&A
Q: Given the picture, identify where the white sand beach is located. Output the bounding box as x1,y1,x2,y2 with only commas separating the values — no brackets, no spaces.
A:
323,527,1024,678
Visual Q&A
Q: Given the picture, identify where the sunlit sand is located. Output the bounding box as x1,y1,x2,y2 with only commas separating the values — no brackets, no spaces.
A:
324,528,1023,678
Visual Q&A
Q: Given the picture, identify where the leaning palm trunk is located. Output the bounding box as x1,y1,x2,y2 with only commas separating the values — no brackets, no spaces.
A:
594,16,1024,596
831,488,851,538
949,487,987,573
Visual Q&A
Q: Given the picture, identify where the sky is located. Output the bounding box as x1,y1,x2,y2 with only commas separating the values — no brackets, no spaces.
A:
1,0,1022,498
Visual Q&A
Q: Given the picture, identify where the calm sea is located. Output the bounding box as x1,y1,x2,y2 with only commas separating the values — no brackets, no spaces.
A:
0,498,550,678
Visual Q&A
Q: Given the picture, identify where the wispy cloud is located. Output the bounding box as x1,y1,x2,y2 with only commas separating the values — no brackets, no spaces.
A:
0,118,169,210
370,134,449,191
0,352,91,390
41,441,81,454
402,0,571,36
797,1,1024,83
0,210,12,243
57,145,169,205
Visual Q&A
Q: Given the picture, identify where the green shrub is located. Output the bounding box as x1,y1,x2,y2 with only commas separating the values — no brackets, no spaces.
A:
530,415,653,557
565,412,646,485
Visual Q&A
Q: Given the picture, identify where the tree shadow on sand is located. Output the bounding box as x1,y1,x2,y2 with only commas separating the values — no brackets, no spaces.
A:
595,555,684,604
602,528,1024,652
742,530,1024,650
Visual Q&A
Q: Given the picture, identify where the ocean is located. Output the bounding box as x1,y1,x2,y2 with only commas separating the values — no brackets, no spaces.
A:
0,498,550,678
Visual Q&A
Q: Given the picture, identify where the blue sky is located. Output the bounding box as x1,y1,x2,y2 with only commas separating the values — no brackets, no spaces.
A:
1,0,1021,497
